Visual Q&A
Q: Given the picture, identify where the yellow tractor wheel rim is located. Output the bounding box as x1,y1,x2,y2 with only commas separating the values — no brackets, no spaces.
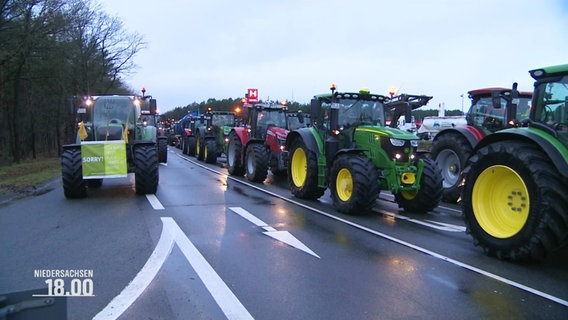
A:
291,147,307,187
472,165,529,238
336,168,353,202
196,139,200,155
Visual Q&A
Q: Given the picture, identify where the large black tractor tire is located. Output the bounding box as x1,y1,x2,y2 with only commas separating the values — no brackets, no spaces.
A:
430,132,473,203
158,138,168,163
187,136,196,156
196,135,205,161
287,137,326,200
245,143,269,182
134,145,159,195
227,132,245,176
394,158,443,213
330,154,379,215
182,136,188,154
462,141,568,261
61,148,87,198
204,139,218,164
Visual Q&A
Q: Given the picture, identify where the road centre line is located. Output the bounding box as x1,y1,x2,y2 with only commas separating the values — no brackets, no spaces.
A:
94,217,253,320
177,153,568,307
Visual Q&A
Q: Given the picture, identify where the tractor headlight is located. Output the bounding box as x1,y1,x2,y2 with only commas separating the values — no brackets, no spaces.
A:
390,138,405,147
410,140,419,147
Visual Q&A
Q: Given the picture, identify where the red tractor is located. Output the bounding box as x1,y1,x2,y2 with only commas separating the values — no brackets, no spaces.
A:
429,83,532,202
226,101,306,182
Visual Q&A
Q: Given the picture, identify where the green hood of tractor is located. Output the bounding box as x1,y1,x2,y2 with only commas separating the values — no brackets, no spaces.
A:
355,125,418,140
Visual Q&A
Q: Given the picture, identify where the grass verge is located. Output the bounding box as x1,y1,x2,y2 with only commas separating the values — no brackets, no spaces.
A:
0,157,61,196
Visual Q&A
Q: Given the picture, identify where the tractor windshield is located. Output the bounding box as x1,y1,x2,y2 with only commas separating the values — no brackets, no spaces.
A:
286,113,310,130
534,75,568,145
336,98,385,128
212,114,235,127
91,96,137,128
258,109,286,128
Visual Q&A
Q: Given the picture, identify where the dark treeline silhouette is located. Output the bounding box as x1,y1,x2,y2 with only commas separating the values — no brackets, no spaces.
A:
0,0,145,164
160,98,306,123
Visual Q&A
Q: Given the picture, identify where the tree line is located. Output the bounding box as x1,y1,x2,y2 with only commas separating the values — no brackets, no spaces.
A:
0,0,145,164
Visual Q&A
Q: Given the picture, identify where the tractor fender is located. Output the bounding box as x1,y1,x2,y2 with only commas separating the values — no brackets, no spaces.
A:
63,143,81,150
230,127,250,146
475,128,568,179
331,148,366,162
245,138,265,149
132,141,156,147
434,126,483,149
285,127,322,155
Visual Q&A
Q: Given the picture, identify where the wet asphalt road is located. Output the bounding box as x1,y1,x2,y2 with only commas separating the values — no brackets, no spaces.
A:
1,146,567,319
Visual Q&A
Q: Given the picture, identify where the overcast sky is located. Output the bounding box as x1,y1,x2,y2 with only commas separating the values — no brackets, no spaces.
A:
97,0,568,113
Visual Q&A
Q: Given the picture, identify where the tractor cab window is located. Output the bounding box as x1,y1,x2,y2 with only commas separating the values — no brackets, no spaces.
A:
535,76,568,142
258,110,286,128
337,99,385,129
212,114,235,127
287,113,310,130
92,97,136,128
515,96,532,120
469,97,505,129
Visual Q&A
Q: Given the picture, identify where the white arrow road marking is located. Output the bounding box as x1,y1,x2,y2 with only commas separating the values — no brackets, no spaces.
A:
377,209,465,232
94,217,253,320
229,207,320,259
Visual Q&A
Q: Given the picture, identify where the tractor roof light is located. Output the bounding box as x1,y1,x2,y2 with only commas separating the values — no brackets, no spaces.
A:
530,69,545,78
389,87,397,97
359,88,370,95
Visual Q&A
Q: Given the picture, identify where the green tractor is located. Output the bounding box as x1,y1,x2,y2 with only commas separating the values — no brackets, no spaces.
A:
61,95,160,198
462,64,568,261
285,85,443,214
194,108,236,163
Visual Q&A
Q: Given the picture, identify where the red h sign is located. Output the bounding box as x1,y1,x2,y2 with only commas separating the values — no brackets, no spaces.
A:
247,88,259,103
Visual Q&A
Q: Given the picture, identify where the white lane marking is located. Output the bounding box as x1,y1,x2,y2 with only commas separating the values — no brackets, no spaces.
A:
229,207,320,259
178,153,568,307
424,219,467,232
377,209,466,232
146,194,165,210
164,217,254,320
94,217,253,320
93,218,175,319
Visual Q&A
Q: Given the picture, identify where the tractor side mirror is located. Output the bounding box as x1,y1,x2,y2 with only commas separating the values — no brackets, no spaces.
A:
491,91,502,109
149,99,157,115
310,99,321,118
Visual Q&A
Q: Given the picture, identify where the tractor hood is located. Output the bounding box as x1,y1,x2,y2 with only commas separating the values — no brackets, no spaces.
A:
356,125,419,140
267,126,289,139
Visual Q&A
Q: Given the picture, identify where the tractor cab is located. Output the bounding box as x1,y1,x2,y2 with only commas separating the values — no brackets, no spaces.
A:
529,68,568,145
243,101,288,140
466,86,532,133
